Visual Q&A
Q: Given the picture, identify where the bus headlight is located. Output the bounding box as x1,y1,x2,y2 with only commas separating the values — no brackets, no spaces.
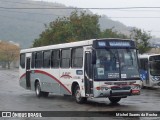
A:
96,86,108,91
151,76,160,81
101,87,108,91
131,84,140,89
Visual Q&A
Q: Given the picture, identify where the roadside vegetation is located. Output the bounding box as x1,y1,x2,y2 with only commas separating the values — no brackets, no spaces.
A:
33,11,152,54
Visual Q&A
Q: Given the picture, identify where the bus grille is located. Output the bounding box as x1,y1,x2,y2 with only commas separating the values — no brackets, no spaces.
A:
111,86,131,90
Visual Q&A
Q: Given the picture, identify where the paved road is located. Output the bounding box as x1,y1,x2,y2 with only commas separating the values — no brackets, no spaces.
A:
0,69,160,120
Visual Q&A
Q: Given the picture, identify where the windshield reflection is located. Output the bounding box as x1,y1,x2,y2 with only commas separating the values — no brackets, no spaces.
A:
94,49,139,80
150,61,160,76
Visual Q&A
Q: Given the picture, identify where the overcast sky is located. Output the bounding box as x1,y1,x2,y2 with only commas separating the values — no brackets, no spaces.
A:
34,0,160,38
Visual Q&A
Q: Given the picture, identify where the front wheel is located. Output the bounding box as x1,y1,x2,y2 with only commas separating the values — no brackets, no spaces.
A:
109,97,121,103
74,85,87,104
35,82,49,97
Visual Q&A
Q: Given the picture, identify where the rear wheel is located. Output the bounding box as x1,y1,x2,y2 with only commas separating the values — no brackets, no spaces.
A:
109,97,121,103
35,82,49,97
74,85,87,104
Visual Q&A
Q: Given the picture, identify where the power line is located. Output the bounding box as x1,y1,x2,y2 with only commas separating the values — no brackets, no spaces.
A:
0,1,160,33
0,9,67,16
1,6,160,10
1,0,160,12
107,17,160,18
118,10,160,12
1,9,160,19
2,0,159,10
1,0,160,10
0,14,160,35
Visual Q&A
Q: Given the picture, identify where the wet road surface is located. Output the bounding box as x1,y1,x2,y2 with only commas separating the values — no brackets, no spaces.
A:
0,69,160,120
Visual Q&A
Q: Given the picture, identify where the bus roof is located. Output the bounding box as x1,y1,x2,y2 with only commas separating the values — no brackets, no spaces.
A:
20,38,132,53
139,54,160,59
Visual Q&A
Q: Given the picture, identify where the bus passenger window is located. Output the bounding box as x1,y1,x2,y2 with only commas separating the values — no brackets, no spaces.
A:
43,51,51,68
31,52,35,68
140,59,148,71
51,50,60,68
61,49,71,68
20,53,25,68
35,51,42,68
72,48,83,68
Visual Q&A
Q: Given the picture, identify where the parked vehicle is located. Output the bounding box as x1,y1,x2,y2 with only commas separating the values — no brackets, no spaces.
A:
19,38,141,104
139,54,160,88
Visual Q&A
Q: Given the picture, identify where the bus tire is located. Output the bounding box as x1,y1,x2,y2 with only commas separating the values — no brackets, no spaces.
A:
35,82,42,97
35,82,49,97
74,85,87,104
109,97,121,103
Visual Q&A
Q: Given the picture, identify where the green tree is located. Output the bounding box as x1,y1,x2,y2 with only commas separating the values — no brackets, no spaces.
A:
131,28,152,54
33,11,100,47
100,28,128,39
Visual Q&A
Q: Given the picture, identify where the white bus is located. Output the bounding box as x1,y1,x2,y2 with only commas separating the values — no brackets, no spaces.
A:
139,54,160,88
19,38,141,104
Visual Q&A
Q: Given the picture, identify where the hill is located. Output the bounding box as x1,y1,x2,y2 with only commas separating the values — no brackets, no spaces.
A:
0,0,133,48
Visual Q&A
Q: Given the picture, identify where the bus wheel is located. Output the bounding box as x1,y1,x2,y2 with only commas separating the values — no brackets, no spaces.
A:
35,82,43,97
74,85,87,104
109,97,121,103
35,82,49,97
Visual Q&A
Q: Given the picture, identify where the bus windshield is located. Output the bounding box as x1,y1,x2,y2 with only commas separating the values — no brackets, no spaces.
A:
94,49,139,80
149,55,160,76
150,61,160,76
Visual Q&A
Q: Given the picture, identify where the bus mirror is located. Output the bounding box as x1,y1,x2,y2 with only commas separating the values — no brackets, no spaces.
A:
92,50,96,64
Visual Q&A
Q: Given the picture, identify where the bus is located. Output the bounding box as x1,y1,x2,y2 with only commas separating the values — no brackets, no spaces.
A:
19,38,141,104
139,54,160,88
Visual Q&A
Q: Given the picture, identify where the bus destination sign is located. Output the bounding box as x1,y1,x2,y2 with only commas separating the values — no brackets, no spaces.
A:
109,41,131,47
95,40,135,49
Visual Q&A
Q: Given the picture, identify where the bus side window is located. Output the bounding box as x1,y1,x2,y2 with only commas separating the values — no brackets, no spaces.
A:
61,49,71,68
140,59,148,71
35,51,43,68
20,53,25,69
51,50,60,68
71,47,83,68
31,52,35,68
43,50,51,68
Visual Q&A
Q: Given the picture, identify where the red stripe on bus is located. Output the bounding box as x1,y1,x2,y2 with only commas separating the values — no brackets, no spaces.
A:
34,70,72,94
19,70,72,94
20,73,26,80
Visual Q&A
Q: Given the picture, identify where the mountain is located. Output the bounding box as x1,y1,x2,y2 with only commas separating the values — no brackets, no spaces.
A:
0,0,134,48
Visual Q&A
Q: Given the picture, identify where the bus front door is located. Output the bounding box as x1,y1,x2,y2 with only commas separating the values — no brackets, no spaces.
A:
26,57,31,89
85,52,93,95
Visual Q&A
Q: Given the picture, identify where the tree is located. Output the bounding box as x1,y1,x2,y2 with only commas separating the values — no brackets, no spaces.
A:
131,28,152,54
0,41,20,69
100,28,128,39
33,11,100,47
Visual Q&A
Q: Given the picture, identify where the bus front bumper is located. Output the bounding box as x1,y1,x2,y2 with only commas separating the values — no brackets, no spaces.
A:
93,85,140,98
